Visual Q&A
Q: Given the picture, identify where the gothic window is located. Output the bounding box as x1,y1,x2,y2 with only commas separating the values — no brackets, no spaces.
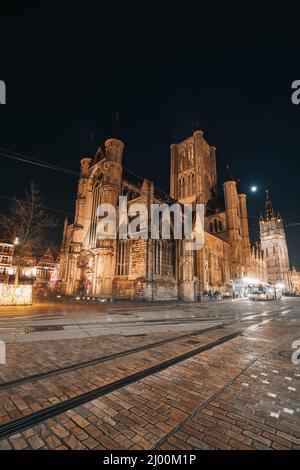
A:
154,240,162,275
192,173,195,193
117,240,130,275
188,174,191,196
180,150,186,171
214,219,218,233
154,240,174,276
193,250,198,276
182,177,186,198
209,219,223,234
190,146,194,165
187,146,194,167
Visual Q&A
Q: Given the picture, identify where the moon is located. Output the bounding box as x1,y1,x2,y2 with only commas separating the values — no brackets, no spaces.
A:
251,186,258,193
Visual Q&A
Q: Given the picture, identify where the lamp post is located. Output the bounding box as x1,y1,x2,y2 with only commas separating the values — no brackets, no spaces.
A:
13,237,20,286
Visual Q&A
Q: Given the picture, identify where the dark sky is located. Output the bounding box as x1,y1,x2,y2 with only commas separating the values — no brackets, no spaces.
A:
0,2,299,264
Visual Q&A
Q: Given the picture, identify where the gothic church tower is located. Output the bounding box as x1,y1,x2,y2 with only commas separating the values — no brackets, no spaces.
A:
170,130,217,206
259,190,291,292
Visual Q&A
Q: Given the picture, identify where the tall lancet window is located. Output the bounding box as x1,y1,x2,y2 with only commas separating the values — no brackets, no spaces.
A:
117,240,130,275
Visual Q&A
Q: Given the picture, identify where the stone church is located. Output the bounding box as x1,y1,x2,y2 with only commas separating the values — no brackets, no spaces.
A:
58,130,289,301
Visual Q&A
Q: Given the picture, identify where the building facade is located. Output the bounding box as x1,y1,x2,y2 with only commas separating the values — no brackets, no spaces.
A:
0,242,14,282
259,190,292,292
58,130,271,301
35,249,59,293
0,241,58,291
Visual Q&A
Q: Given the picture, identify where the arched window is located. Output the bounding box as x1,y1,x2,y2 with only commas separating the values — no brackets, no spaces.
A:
179,178,182,198
182,177,186,198
214,219,218,233
180,151,185,171
210,222,213,233
218,220,223,232
187,146,194,167
117,240,130,275
190,146,194,165
188,174,191,196
192,173,195,193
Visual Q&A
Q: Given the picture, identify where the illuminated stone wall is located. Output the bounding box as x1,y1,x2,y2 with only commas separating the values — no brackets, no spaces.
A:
0,284,32,306
59,132,261,301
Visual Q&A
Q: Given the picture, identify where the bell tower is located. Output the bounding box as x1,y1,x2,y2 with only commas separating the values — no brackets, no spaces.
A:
259,190,291,292
170,130,217,206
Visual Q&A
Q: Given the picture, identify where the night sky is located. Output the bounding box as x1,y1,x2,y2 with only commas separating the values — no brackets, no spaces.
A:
0,2,299,264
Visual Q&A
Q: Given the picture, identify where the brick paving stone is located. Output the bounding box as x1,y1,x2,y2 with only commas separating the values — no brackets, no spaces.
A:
0,439,13,450
45,435,63,449
9,436,28,450
203,435,232,450
63,435,87,450
1,299,300,450
228,439,253,450
27,435,45,450
187,436,213,450
51,424,70,439
85,424,102,439
71,414,90,429
71,425,89,441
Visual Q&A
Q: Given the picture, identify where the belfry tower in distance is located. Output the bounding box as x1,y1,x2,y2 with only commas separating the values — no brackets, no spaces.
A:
259,190,291,292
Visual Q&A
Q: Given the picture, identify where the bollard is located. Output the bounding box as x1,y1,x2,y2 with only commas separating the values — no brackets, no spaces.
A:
0,340,6,365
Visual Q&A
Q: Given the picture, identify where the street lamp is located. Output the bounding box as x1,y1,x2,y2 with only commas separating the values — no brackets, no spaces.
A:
13,236,20,285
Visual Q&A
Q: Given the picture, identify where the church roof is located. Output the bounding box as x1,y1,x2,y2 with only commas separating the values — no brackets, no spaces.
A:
206,196,225,215
224,164,236,183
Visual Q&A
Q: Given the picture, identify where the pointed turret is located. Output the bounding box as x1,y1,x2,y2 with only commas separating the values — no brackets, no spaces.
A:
62,217,69,249
264,189,275,220
224,164,235,183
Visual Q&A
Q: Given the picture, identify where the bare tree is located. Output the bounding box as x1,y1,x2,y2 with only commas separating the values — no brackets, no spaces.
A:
0,182,57,285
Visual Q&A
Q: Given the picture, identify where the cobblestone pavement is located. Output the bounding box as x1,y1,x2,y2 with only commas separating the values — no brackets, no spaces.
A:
0,298,299,450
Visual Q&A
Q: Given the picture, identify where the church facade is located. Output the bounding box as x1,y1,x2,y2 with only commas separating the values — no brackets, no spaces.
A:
58,130,292,301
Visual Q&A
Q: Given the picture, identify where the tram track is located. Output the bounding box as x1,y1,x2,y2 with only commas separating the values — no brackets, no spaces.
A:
0,304,287,331
0,307,285,391
0,307,291,441
0,322,224,390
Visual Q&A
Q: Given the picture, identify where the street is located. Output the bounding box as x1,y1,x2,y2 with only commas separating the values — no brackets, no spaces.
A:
0,298,299,450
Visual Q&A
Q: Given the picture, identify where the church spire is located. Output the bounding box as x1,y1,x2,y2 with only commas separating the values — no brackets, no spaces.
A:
265,189,275,220
224,164,235,183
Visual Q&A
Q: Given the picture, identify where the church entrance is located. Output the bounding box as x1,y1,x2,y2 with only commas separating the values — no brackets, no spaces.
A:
77,253,95,296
